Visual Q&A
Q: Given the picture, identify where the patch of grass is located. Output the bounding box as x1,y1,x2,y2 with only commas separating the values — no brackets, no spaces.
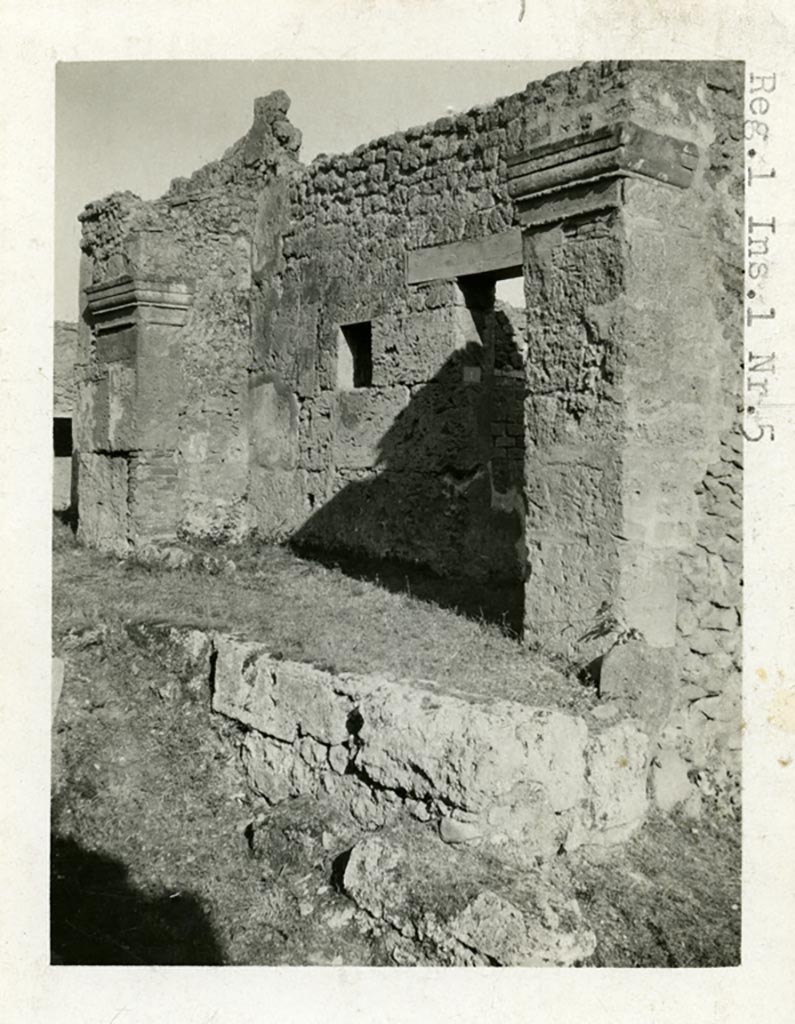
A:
53,529,592,712
51,637,392,965
571,810,741,967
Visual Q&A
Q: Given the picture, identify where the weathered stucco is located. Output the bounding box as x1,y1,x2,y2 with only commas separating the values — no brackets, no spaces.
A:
73,60,743,809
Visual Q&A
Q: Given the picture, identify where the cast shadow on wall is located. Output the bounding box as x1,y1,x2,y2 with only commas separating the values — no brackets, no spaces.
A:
289,297,527,636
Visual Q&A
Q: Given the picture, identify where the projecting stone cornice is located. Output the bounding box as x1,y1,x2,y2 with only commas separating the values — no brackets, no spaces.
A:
507,121,699,227
85,275,193,330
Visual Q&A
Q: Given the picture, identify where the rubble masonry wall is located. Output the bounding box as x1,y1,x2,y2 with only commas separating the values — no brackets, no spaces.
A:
72,60,743,806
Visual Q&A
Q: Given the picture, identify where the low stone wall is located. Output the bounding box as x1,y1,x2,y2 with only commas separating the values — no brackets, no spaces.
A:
670,424,742,810
124,622,653,867
214,636,653,865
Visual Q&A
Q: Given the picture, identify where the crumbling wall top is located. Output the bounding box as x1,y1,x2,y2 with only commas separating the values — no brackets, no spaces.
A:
166,88,303,199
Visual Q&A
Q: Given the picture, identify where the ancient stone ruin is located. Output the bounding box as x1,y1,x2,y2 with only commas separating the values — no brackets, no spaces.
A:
69,60,742,917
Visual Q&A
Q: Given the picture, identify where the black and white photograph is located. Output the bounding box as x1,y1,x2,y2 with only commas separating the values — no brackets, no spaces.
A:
2,1,794,1021
51,57,743,968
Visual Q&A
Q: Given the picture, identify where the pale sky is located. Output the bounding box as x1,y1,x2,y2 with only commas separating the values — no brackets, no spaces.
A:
55,60,575,320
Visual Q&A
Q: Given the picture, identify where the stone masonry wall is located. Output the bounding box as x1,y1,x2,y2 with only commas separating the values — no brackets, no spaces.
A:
262,62,671,581
75,62,638,576
75,61,740,582
634,63,743,809
74,62,742,809
514,62,743,810
76,92,300,548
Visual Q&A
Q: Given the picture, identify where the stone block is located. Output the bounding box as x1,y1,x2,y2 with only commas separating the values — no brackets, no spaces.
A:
241,731,312,804
106,361,137,450
54,321,77,413
332,387,409,470
128,452,179,542
650,746,693,813
372,308,464,387
351,676,588,821
53,456,73,512
406,229,522,284
179,456,249,542
133,325,184,452
688,629,721,656
677,601,699,637
212,636,353,746
523,534,614,654
584,720,649,840
75,375,109,452
342,827,596,966
439,816,483,845
616,546,680,648
248,466,308,539
298,393,335,471
698,605,738,632
599,639,676,736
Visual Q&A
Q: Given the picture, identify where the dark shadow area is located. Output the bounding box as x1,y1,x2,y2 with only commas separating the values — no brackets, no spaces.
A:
51,834,224,965
330,848,353,894
293,543,524,637
53,416,73,458
53,507,78,532
291,278,528,635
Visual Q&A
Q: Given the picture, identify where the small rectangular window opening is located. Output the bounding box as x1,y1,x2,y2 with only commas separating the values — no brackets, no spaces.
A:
53,416,73,458
337,322,373,389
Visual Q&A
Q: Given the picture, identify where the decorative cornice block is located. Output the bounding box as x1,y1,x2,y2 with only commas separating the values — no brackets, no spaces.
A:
85,275,193,330
507,122,699,227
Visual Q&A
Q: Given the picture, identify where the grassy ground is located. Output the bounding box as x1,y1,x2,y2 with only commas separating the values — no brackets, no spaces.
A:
570,812,740,967
53,518,591,713
51,519,741,967
51,631,390,965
